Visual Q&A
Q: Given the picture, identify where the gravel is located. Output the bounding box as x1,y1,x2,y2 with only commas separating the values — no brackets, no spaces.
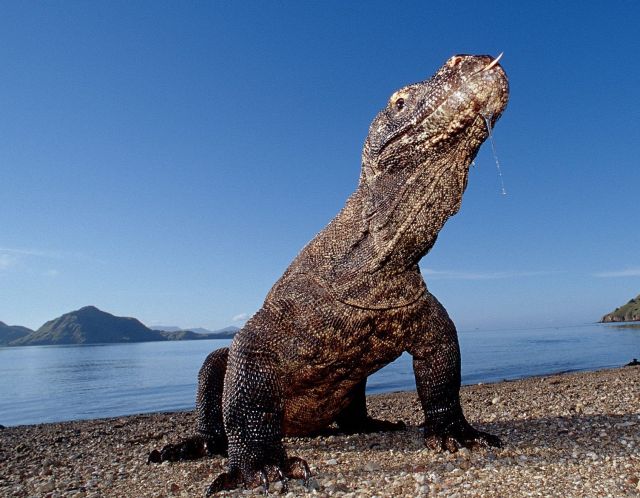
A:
1,366,639,497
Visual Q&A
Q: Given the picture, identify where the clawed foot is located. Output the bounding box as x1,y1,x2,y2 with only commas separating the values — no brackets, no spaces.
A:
424,419,501,452
147,435,227,463
206,456,310,496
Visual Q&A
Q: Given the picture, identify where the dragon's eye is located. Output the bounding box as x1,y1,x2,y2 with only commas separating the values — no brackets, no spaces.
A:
395,98,405,111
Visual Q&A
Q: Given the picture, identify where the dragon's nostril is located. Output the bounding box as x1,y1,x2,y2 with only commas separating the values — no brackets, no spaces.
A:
447,55,463,67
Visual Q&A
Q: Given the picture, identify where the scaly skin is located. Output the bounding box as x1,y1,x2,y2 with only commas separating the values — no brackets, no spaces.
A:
149,54,509,494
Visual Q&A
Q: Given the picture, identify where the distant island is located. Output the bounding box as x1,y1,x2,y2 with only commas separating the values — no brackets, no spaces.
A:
0,306,239,347
601,293,640,323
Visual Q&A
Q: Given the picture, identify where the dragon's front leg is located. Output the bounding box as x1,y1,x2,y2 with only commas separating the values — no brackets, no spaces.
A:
207,340,309,495
409,294,501,452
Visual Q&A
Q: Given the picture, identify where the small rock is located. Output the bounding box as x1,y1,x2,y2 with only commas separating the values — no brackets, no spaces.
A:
614,421,635,428
169,482,180,494
306,478,321,491
325,458,338,466
326,482,349,493
364,462,381,472
491,397,501,405
40,481,57,493
426,472,440,484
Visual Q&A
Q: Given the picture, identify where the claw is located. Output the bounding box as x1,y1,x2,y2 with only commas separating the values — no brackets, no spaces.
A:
258,469,269,495
445,436,458,453
284,456,311,487
274,467,288,494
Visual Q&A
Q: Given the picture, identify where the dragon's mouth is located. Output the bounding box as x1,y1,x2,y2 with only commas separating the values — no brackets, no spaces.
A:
416,54,509,144
474,53,509,123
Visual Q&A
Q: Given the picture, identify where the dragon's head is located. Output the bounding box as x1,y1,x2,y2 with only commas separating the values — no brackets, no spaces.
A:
360,54,509,270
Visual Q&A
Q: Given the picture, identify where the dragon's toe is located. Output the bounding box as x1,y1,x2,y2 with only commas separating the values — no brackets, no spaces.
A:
205,469,247,495
148,435,226,464
206,457,310,496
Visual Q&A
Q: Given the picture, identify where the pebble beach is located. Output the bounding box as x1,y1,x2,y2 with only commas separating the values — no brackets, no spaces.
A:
1,366,639,497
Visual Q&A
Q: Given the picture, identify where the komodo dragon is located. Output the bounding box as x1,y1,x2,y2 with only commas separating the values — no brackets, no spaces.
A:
149,53,509,494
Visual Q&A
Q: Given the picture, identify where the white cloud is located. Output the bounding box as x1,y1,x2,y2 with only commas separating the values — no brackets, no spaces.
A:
0,247,103,264
0,247,59,259
232,312,249,322
593,268,640,278
422,268,562,280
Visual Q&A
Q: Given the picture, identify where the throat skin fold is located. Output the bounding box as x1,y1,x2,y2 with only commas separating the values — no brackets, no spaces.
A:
280,119,488,310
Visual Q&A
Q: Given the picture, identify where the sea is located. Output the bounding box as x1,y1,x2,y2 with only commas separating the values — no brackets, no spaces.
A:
1,323,638,427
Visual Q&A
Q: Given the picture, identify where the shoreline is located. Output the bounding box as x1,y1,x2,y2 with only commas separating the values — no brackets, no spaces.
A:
1,367,639,497
2,363,633,430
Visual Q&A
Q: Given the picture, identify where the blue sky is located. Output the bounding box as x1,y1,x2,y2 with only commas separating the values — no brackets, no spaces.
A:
1,1,638,331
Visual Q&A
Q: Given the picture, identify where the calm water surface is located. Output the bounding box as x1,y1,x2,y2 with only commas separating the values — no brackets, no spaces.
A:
1,324,638,426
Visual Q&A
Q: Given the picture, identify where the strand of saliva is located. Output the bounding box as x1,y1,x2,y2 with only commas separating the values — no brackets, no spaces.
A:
482,113,507,196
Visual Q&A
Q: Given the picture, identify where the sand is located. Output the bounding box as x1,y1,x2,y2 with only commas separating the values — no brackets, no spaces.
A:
1,366,639,497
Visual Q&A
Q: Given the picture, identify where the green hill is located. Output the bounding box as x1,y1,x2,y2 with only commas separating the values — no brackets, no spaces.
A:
9,306,167,346
0,321,33,346
601,294,640,323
